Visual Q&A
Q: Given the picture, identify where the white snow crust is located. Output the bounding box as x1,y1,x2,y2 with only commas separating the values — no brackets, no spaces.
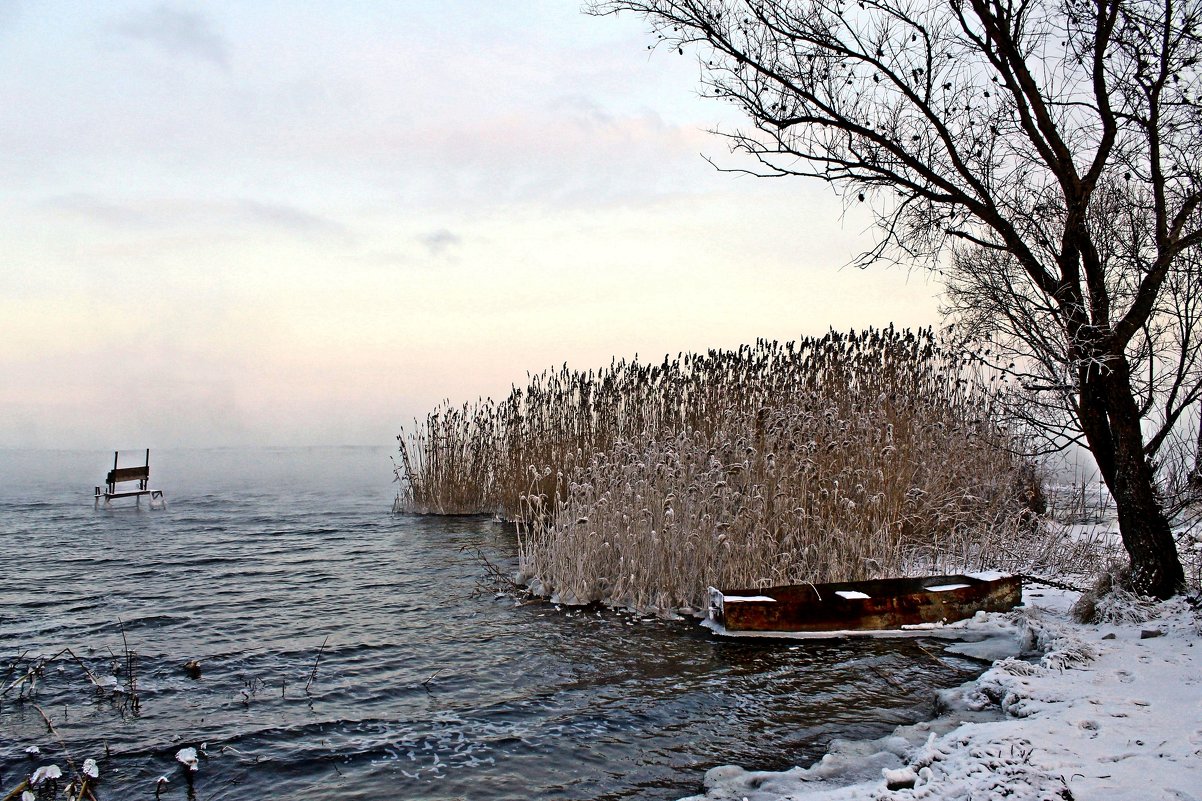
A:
680,586,1201,801
176,746,199,772
29,765,62,786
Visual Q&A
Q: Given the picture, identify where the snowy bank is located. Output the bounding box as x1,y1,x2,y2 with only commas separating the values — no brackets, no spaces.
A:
682,587,1200,801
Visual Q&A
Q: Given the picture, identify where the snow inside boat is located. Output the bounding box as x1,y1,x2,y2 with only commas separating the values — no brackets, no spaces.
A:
705,573,1022,638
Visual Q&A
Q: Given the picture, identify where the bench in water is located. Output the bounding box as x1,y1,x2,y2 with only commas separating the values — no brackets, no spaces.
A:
95,449,165,508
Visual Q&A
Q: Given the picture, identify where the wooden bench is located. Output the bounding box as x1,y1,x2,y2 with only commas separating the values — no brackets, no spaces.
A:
95,450,165,508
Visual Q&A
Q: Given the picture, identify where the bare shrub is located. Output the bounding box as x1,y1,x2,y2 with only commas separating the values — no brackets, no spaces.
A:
1073,561,1168,624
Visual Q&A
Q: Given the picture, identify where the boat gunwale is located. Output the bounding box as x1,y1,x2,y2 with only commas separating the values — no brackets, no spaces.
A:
707,574,1022,635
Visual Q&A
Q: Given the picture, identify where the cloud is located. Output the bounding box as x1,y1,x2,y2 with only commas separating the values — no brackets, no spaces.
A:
45,193,151,227
418,228,462,257
237,200,349,239
42,194,349,241
548,94,616,127
116,5,229,67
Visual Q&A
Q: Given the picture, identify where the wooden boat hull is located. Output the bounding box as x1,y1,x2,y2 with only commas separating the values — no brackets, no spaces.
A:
707,574,1021,636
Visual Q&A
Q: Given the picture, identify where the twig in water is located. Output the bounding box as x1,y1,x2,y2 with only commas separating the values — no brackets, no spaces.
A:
1,659,40,701
32,702,81,780
420,668,444,692
117,618,140,714
866,665,910,694
305,637,328,694
460,545,525,598
2,647,110,709
913,642,944,665
1,648,28,687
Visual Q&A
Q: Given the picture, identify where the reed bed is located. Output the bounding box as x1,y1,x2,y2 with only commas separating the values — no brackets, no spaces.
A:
394,401,500,515
396,328,1045,613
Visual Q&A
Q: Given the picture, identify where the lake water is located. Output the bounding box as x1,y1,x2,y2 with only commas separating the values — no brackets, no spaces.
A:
0,447,985,800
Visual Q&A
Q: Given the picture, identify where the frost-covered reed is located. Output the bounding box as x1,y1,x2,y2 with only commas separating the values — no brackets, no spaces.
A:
396,328,1044,613
394,401,501,515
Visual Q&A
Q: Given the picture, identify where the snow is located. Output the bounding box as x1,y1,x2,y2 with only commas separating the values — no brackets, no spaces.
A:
679,586,1202,801
29,765,61,785
924,584,971,592
724,595,779,602
967,571,1009,581
176,746,199,772
835,590,872,599
82,757,99,778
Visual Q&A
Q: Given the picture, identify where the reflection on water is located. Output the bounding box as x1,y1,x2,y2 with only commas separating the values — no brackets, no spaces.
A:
0,447,984,800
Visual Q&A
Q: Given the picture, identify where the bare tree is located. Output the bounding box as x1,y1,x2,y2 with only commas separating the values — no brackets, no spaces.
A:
590,0,1202,597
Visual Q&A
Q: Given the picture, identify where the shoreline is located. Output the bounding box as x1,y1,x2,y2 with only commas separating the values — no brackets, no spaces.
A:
680,586,1201,801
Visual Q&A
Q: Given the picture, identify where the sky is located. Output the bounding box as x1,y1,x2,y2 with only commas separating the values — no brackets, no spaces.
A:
0,1,941,449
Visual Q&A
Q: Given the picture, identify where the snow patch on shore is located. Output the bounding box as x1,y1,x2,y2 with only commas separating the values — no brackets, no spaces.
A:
680,587,1201,801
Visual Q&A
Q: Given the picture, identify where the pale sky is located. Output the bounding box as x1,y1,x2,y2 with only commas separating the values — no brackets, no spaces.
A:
0,1,940,449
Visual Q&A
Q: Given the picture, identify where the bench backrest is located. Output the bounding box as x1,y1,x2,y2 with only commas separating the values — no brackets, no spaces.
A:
107,465,150,486
104,449,151,492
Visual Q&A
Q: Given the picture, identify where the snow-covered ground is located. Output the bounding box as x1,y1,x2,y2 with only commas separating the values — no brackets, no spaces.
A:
682,584,1201,801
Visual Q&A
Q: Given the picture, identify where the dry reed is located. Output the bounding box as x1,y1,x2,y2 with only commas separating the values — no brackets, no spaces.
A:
397,328,1046,613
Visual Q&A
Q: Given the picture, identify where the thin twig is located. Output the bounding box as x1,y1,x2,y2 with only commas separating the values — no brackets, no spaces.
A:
305,637,329,694
32,702,80,779
867,665,911,693
117,618,140,713
460,545,525,597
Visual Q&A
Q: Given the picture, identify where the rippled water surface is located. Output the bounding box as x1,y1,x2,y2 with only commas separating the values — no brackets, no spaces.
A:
1,447,985,800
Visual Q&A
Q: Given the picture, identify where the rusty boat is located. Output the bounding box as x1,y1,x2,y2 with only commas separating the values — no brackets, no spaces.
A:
705,573,1022,638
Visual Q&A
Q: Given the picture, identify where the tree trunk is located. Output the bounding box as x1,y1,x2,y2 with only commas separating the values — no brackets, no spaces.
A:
1080,355,1185,599
1192,413,1202,488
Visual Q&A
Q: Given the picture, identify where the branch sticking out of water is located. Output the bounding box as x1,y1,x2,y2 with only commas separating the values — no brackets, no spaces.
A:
117,618,140,714
420,668,444,694
2,647,105,703
461,545,525,598
32,702,84,790
305,637,328,694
